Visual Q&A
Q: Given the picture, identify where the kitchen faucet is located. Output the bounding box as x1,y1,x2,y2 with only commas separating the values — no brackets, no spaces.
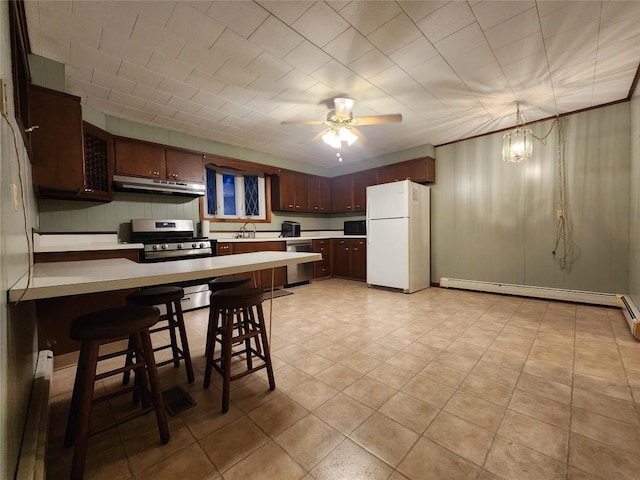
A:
237,222,256,238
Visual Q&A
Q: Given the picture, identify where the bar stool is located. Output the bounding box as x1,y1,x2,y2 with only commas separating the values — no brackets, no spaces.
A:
203,287,276,413
64,305,169,480
205,276,252,357
125,286,194,384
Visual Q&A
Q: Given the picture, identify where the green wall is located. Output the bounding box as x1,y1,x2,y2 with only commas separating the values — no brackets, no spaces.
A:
0,2,39,477
432,102,631,294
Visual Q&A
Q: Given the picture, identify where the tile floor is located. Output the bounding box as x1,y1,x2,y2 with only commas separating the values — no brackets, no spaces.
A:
46,279,640,480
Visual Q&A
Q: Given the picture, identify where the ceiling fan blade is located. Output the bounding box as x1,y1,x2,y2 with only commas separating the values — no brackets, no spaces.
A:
312,129,327,142
281,120,327,126
353,114,403,126
350,126,365,141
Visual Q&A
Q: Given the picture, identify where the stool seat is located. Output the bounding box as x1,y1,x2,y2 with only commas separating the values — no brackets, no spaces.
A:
126,286,184,306
208,276,252,292
70,305,160,341
211,287,264,309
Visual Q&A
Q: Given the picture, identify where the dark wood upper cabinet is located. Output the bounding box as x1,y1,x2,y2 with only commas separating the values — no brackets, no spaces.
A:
28,84,112,201
352,169,378,211
114,138,166,179
308,175,332,213
114,138,205,184
165,149,204,183
271,169,309,212
331,174,353,213
378,157,435,184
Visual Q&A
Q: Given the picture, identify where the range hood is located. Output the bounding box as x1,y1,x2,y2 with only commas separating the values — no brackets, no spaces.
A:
113,175,205,196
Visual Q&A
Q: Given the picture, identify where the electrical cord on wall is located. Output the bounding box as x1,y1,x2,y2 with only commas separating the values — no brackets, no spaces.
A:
551,118,577,271
2,110,33,303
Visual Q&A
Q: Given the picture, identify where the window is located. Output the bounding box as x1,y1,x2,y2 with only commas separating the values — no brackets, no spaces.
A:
203,167,268,221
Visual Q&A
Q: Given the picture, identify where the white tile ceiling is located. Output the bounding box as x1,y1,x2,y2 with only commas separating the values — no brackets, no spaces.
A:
24,0,640,167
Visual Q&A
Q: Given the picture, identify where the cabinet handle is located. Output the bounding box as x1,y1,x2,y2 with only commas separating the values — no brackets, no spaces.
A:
288,204,293,208
347,205,351,209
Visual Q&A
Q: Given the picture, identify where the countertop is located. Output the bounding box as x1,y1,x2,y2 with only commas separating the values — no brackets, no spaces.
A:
9,251,321,302
216,235,366,242
33,232,366,252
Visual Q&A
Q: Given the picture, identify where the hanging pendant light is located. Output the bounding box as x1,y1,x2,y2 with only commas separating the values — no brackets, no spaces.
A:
502,103,533,163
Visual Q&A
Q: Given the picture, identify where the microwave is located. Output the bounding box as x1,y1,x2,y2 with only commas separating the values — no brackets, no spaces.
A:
344,220,366,235
281,221,301,237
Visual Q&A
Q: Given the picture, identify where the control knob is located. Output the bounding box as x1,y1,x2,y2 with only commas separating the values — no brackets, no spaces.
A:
161,244,168,250
191,242,197,248
177,244,183,249
152,245,159,251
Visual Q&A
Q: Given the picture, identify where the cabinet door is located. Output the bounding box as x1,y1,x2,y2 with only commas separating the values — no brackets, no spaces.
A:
293,172,309,211
273,170,297,211
308,175,332,213
352,170,378,211
114,138,166,179
165,149,204,183
331,240,351,277
28,84,84,194
350,239,367,280
331,175,353,212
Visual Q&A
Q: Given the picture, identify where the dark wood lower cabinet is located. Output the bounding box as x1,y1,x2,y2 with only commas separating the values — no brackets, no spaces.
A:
312,239,332,278
331,239,366,280
227,241,287,289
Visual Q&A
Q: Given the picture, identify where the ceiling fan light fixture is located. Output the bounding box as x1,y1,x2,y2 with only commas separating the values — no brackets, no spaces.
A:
322,127,357,148
503,103,533,163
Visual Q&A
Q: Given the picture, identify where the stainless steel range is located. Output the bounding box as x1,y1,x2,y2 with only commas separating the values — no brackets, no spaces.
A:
131,219,216,311
131,219,214,262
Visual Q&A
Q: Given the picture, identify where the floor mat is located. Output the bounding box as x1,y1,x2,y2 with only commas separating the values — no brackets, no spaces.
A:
161,386,196,417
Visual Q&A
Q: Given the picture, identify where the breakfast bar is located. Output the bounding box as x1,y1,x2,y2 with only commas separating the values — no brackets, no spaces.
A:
8,251,322,302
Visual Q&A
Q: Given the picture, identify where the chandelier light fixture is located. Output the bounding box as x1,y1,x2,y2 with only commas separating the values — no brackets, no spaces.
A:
322,126,358,149
502,103,533,163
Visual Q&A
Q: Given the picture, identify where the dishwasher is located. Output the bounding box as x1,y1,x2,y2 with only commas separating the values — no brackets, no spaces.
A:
285,239,313,286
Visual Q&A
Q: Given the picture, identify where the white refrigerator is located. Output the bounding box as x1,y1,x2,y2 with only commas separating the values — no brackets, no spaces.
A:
366,180,430,293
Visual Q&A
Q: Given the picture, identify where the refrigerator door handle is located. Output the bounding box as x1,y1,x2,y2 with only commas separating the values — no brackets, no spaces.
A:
366,195,370,246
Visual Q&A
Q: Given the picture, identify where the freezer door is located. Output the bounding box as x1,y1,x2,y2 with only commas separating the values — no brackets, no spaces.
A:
366,217,409,290
366,180,409,220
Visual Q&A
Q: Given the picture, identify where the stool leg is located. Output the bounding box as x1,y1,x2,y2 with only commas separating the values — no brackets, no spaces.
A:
122,336,134,385
242,308,253,370
204,297,215,359
203,307,220,389
221,308,234,413
174,301,194,383
166,302,180,368
131,332,151,409
139,329,170,444
70,341,99,480
64,341,90,448
256,303,276,391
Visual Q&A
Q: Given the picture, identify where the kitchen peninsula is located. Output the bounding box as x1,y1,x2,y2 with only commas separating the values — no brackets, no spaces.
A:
8,251,321,302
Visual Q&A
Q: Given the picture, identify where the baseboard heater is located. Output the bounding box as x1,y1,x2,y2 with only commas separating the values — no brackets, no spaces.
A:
16,350,53,480
439,278,618,306
617,294,640,340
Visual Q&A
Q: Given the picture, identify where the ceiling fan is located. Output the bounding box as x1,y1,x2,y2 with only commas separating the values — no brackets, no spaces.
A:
281,98,402,149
